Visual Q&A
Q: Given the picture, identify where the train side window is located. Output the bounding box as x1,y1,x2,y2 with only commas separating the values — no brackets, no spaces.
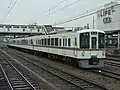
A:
31,39,33,44
43,39,45,45
38,40,39,44
38,40,39,45
63,39,65,46
37,40,38,45
65,38,67,46
68,38,71,46
48,39,50,45
13,26,19,28
55,38,58,46
75,38,77,46
40,40,41,45
46,39,48,45
51,38,54,46
35,40,37,44
59,39,61,46
42,39,43,45
45,39,46,45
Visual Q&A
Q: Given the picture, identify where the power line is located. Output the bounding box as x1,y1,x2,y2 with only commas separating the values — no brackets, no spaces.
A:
6,0,18,16
54,7,101,25
48,0,68,11
44,0,69,15
34,0,69,21
54,11,97,25
1,0,14,22
54,1,120,25
56,6,102,23
2,0,18,23
8,0,14,8
47,0,83,16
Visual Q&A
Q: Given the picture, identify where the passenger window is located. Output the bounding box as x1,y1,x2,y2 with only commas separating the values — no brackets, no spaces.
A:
42,39,43,45
75,38,77,46
65,38,67,46
68,38,71,46
63,39,65,46
45,39,46,45
36,40,37,45
51,38,54,45
55,38,58,46
40,40,41,45
59,39,61,46
38,40,39,45
31,39,33,44
48,39,50,45
46,39,48,45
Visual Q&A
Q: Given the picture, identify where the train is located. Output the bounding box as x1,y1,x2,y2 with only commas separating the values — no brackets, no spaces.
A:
7,26,106,68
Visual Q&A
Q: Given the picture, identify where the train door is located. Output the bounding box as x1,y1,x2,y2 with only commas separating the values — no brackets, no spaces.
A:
90,32,98,56
91,37,97,48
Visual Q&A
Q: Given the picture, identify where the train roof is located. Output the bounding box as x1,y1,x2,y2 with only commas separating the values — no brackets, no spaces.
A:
9,29,105,40
77,29,105,33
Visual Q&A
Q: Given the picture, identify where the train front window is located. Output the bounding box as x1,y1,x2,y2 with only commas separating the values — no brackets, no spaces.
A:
80,32,90,48
98,33,105,48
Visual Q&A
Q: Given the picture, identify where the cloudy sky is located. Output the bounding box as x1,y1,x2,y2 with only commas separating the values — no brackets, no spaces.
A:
0,0,115,27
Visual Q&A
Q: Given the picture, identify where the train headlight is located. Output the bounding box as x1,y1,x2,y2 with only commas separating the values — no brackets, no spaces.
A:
81,51,85,56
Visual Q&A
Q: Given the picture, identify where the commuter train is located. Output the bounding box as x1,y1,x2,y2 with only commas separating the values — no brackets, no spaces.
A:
8,27,106,68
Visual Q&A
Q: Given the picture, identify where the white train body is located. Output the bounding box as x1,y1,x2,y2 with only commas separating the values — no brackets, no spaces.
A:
8,29,105,68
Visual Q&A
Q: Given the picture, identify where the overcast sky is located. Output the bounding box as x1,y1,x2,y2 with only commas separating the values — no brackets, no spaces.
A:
0,0,114,27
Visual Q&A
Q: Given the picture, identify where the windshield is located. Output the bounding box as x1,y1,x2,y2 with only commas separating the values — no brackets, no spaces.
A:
98,33,105,48
80,32,90,48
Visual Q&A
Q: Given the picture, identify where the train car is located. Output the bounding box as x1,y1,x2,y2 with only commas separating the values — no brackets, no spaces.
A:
8,28,106,68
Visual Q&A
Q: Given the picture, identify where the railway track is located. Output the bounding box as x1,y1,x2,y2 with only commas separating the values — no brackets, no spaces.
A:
105,60,120,67
4,48,109,90
0,52,38,90
107,57,120,62
91,60,120,81
0,64,11,90
9,48,120,81
91,68,120,80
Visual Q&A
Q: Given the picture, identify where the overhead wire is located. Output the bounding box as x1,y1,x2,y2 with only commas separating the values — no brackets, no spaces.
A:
2,0,18,23
48,0,68,11
35,0,68,21
54,11,97,25
47,0,83,16
54,6,103,25
54,0,119,25
6,0,18,16
8,0,14,8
